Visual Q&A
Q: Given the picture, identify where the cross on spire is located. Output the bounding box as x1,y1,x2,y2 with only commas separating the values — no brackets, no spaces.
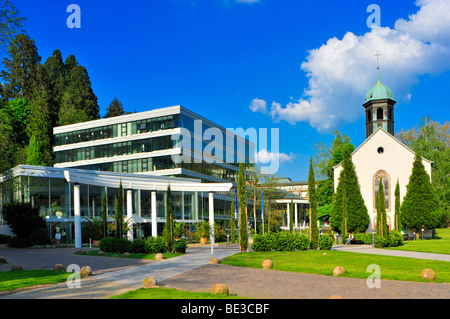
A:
374,51,381,70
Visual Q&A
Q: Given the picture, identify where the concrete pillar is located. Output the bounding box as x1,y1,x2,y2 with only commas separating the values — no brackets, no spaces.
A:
209,192,215,249
74,183,81,249
151,191,157,237
127,189,133,241
294,203,298,229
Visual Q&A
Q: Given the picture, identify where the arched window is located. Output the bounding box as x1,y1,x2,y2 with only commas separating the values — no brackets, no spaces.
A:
373,170,390,211
377,108,384,120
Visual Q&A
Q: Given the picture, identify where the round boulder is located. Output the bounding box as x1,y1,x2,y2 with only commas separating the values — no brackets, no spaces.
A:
98,250,104,256
11,264,22,271
142,277,158,288
80,266,93,277
211,283,229,295
333,266,346,276
262,259,273,269
420,269,436,281
123,252,130,258
53,264,64,270
155,253,164,260
209,257,219,264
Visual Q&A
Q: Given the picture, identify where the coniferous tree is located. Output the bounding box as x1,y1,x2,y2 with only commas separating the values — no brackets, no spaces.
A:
401,153,441,232
341,189,347,242
105,97,125,118
230,198,236,243
238,163,248,252
165,185,174,252
1,33,40,100
308,158,319,249
394,180,401,231
376,177,388,238
0,0,26,53
115,180,123,239
101,189,107,238
330,149,369,233
58,54,99,125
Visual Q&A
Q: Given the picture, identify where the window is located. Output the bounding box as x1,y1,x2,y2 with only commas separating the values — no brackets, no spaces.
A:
377,108,383,120
373,170,390,211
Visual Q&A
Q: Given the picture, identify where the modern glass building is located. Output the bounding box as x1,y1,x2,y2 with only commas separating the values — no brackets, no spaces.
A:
0,105,308,246
53,105,255,184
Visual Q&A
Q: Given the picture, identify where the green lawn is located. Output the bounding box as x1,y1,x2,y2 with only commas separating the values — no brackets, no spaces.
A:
386,228,450,254
110,287,245,299
220,250,450,283
75,250,183,259
0,270,71,291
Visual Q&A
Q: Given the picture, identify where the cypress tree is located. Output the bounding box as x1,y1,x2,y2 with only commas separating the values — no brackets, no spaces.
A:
330,149,369,233
115,180,123,239
376,177,388,238
230,198,236,243
238,163,248,252
401,153,441,232
101,189,107,238
308,158,319,249
394,180,400,231
165,185,174,252
341,189,347,242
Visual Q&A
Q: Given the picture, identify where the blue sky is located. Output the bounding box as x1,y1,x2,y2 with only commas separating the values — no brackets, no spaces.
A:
13,0,450,181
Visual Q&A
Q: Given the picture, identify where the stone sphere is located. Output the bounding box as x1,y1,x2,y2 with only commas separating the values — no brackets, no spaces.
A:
211,283,229,295
53,264,64,270
98,251,104,256
262,259,273,269
209,257,219,264
11,264,22,271
80,266,93,277
142,277,158,288
333,266,346,276
421,269,436,281
155,253,164,260
123,252,130,258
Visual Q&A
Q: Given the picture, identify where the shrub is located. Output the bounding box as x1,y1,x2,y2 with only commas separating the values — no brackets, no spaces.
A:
99,237,130,253
130,238,146,253
8,237,31,248
374,235,388,248
29,228,51,245
173,239,187,253
387,230,403,247
0,234,11,244
145,236,167,253
318,234,334,250
0,257,6,264
251,232,310,252
2,202,46,238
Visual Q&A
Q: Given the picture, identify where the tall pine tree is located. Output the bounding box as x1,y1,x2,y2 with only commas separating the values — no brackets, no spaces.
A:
105,97,125,118
238,163,248,252
308,158,319,249
394,180,401,231
330,149,369,233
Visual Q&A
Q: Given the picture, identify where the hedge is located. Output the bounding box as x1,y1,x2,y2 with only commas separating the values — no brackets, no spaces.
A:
251,232,310,252
318,234,334,250
100,237,130,253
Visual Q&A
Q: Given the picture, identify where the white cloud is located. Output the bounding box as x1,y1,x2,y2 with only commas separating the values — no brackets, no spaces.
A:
249,98,267,113
255,149,295,164
260,0,450,132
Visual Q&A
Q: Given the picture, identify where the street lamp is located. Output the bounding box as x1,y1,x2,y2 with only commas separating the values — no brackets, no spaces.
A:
421,228,424,240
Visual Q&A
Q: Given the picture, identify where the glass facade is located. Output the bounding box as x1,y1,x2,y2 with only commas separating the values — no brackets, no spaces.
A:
54,114,180,146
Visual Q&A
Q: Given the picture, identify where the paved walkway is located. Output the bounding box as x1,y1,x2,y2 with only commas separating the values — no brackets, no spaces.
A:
0,244,449,299
331,245,450,262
